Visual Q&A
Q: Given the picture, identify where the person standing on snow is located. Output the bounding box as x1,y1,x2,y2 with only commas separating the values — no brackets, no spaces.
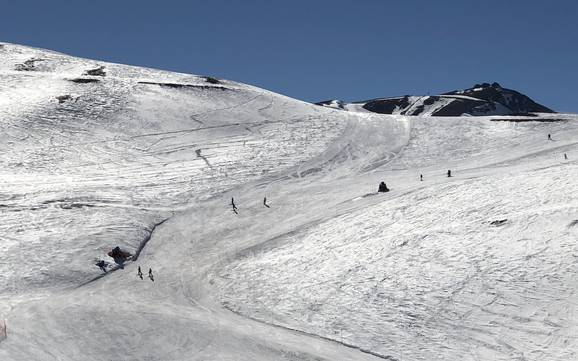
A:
447,170,452,178
263,197,270,208
378,182,389,193
548,134,552,140
137,266,143,280
231,197,238,214
96,260,107,273
420,174,423,181
148,268,154,282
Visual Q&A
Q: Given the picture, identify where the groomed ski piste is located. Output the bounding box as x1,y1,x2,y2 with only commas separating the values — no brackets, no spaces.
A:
0,43,577,361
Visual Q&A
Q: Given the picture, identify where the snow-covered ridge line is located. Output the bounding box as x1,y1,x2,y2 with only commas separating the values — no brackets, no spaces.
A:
318,82,554,117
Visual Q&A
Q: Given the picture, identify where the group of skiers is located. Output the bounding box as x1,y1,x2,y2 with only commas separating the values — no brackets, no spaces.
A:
95,260,154,281
550,134,570,160
231,196,270,214
137,266,154,282
379,169,453,193
95,245,155,282
379,133,570,193
94,133,570,280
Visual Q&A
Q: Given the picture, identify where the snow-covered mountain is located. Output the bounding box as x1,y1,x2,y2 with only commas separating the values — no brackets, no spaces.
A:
318,82,555,116
1,43,577,361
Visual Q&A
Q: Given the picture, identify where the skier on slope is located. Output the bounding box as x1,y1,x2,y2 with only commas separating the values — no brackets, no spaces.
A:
231,197,238,214
263,197,270,208
148,268,154,282
137,266,143,280
378,181,389,193
447,170,452,178
548,134,552,140
96,259,107,273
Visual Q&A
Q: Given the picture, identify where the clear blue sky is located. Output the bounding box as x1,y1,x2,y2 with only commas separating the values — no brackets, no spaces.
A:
2,0,577,112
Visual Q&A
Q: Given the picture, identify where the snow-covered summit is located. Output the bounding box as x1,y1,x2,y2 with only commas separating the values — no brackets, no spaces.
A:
318,82,554,116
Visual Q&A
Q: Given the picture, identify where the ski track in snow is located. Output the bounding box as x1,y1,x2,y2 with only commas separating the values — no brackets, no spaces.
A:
1,43,578,361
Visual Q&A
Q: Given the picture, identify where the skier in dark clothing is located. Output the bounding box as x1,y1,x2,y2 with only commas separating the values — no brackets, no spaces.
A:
111,246,121,258
263,197,270,208
96,259,107,273
447,170,452,178
231,197,238,214
137,266,143,280
420,174,423,181
564,153,568,160
378,181,389,193
148,268,154,282
548,134,552,140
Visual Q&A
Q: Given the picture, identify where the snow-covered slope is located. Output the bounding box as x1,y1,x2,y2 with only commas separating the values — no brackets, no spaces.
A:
1,43,577,361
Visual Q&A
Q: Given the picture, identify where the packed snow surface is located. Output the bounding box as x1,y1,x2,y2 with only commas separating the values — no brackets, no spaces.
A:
1,43,577,361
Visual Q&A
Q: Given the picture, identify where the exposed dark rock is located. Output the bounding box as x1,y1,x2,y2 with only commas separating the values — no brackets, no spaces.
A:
56,95,73,103
490,219,508,226
15,58,44,71
324,82,554,117
84,66,106,77
429,99,470,116
490,118,566,123
411,104,425,115
443,83,554,114
203,76,221,84
70,78,100,84
423,96,439,106
138,81,228,91
315,100,346,110
363,96,411,114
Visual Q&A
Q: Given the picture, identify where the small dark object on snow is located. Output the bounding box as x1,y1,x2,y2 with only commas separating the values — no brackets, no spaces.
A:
231,197,238,213
203,76,221,84
548,134,552,140
70,78,100,84
420,174,423,181
56,95,73,104
96,259,107,273
564,153,568,160
263,197,270,208
110,246,122,258
447,170,452,178
378,182,389,193
107,247,131,268
490,219,508,226
15,58,44,71
84,66,106,77
137,266,143,280
148,268,154,282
